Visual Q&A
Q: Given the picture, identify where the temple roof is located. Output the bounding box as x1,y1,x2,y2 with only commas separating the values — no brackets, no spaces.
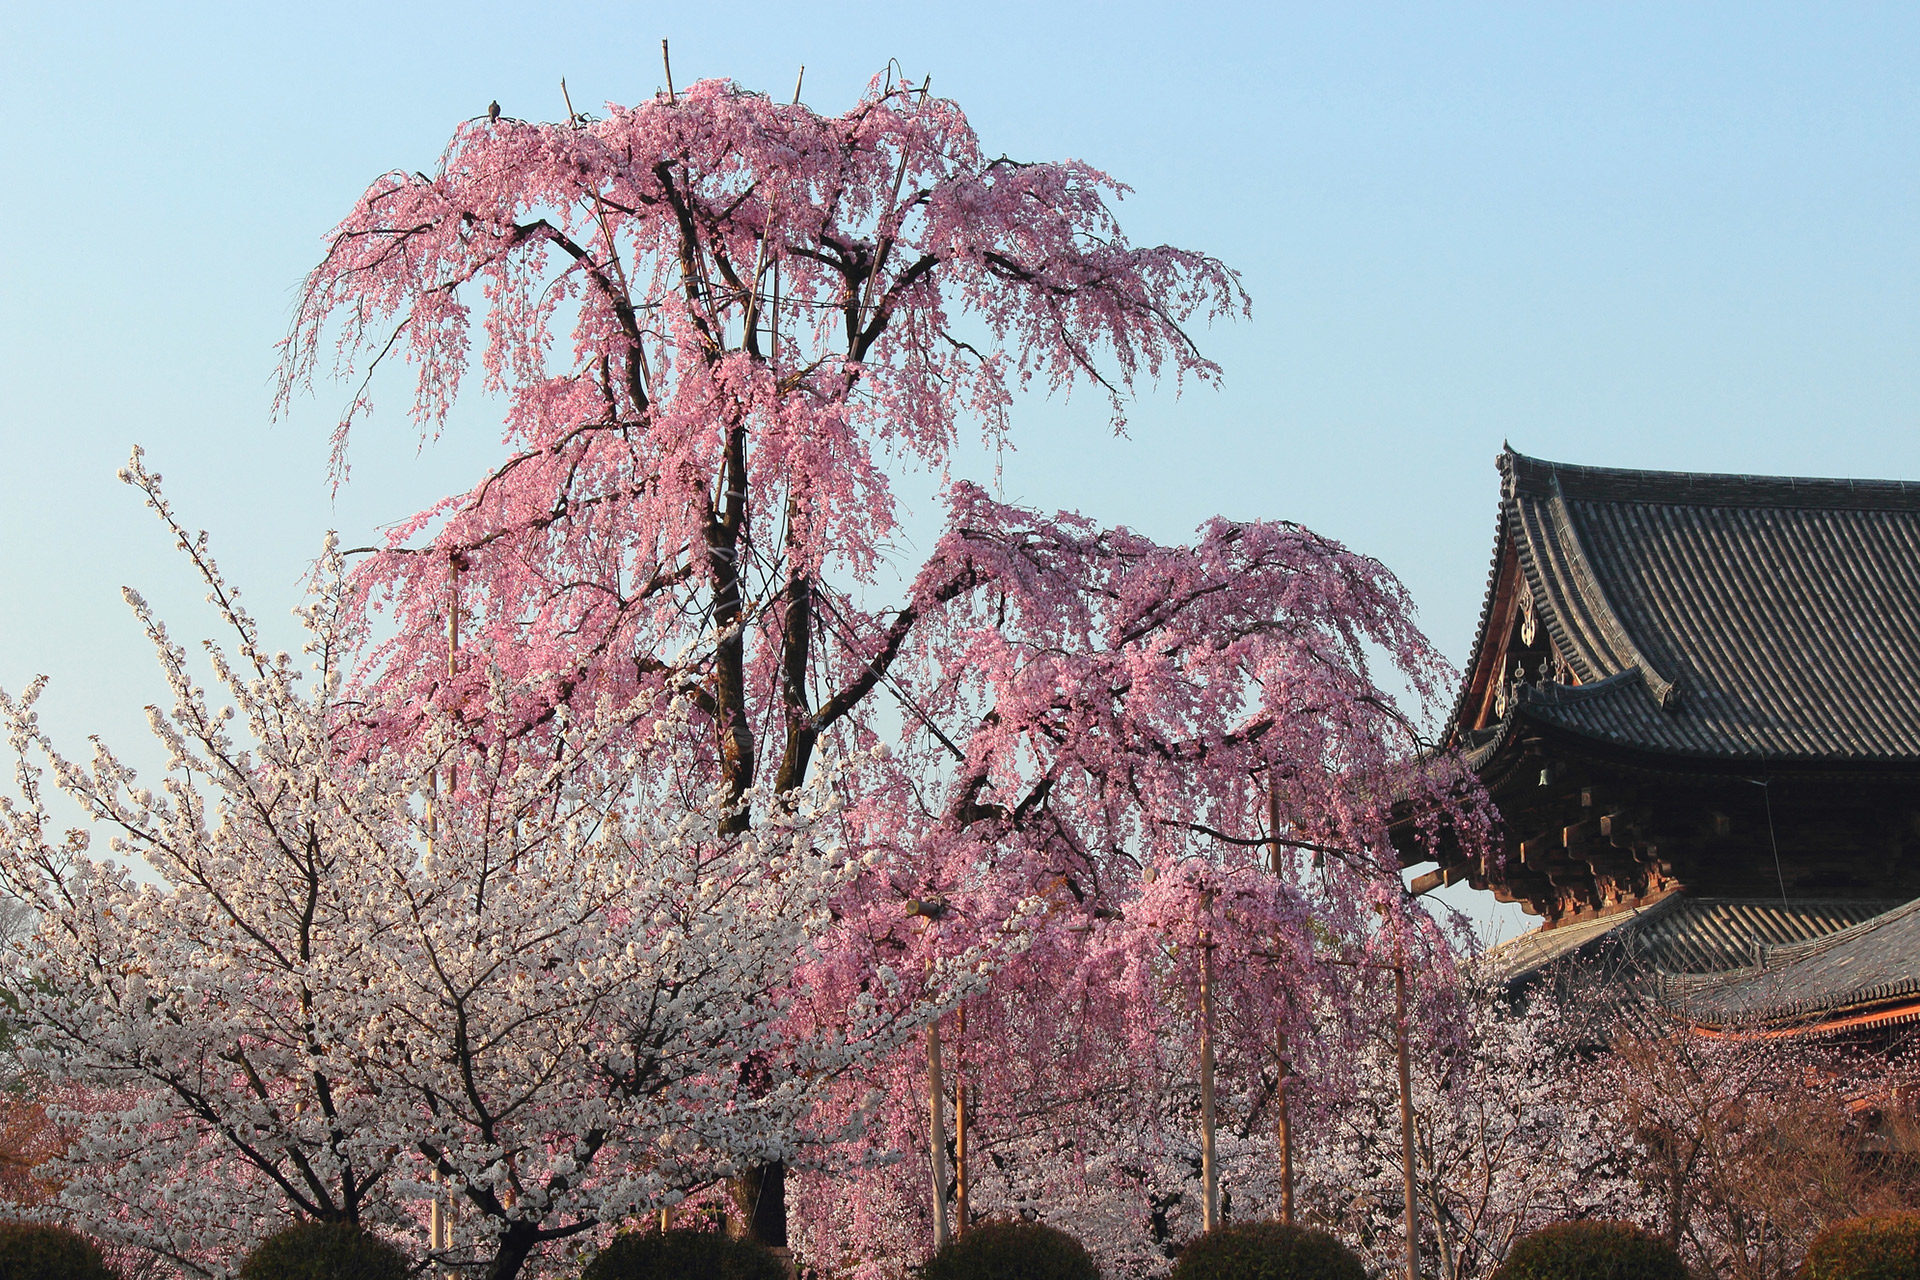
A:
1455,449,1920,766
1486,894,1901,986
1663,896,1920,1029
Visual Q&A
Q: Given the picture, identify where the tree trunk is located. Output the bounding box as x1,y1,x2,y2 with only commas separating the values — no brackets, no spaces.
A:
732,1161,788,1246
1434,1192,1458,1280
483,1220,542,1280
1667,1155,1685,1253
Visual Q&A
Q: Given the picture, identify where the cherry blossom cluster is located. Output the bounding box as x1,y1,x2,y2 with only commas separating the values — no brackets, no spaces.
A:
0,458,1012,1279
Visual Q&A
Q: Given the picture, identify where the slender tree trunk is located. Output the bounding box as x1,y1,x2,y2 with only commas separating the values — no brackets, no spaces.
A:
1396,958,1418,1280
1199,902,1220,1234
928,1018,951,1251
1667,1155,1685,1252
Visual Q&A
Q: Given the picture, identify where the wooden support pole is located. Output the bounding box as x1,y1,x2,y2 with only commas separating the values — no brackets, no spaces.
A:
1199,897,1220,1234
1276,1026,1294,1226
447,554,460,678
954,1004,969,1235
429,557,461,1273
1395,957,1418,1280
927,1018,951,1252
1267,778,1295,1226
430,1189,450,1272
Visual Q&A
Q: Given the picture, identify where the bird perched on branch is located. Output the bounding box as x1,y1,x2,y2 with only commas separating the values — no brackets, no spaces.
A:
487,100,501,123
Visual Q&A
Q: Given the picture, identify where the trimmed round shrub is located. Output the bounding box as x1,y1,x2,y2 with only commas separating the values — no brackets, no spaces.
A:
1491,1221,1687,1280
0,1222,117,1280
238,1221,409,1280
1170,1222,1363,1280
923,1220,1100,1280
581,1229,785,1280
1804,1212,1920,1280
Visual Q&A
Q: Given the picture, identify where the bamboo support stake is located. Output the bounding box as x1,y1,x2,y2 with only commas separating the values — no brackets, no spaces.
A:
1266,779,1296,1226
1199,894,1220,1234
1276,1026,1295,1226
954,1004,969,1236
560,78,651,403
1395,954,1418,1280
662,40,675,103
428,555,462,1274
740,64,806,358
425,774,444,1261
857,77,927,332
447,555,460,677
927,1017,951,1252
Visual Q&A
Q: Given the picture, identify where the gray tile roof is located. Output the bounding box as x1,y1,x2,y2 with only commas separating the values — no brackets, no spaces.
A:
1486,450,1920,763
1664,897,1920,1026
1481,897,1672,984
1486,893,1897,987
1626,897,1904,972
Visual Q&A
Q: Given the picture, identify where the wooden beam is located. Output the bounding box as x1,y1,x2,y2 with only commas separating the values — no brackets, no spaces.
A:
1409,864,1467,896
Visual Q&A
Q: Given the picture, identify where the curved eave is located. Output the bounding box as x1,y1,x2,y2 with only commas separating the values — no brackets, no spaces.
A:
1465,674,1920,781
1688,997,1920,1039
1443,448,1682,753
1441,481,1519,750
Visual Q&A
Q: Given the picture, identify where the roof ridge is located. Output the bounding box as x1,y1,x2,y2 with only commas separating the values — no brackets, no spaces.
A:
1504,448,1920,513
1514,669,1641,706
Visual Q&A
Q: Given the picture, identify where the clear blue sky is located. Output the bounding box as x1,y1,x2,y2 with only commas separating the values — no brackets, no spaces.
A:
4,3,1917,937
